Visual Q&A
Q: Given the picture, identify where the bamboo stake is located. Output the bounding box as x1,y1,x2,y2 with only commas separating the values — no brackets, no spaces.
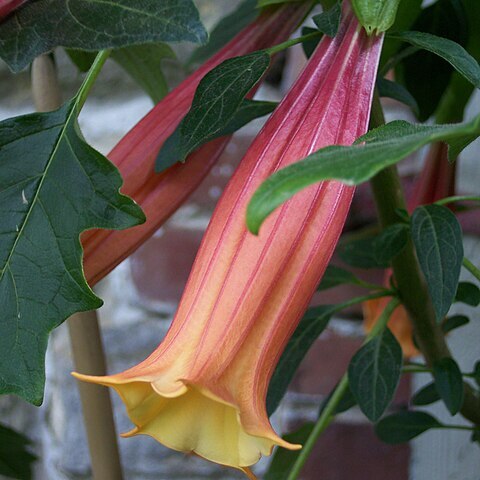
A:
31,54,124,480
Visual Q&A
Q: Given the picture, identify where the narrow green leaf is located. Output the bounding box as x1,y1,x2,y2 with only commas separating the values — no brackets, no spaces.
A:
411,383,441,407
433,358,465,415
0,0,207,73
377,77,419,116
349,327,403,422
0,424,36,480
312,1,341,37
317,265,365,291
264,423,313,480
390,31,480,89
0,101,145,404
375,411,442,443
455,281,480,307
111,44,175,104
189,0,259,66
156,51,270,171
352,0,401,35
442,315,470,334
267,305,334,415
246,115,480,234
411,205,463,322
339,223,409,269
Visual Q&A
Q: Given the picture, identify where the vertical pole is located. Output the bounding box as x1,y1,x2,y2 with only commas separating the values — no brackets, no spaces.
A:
31,55,124,480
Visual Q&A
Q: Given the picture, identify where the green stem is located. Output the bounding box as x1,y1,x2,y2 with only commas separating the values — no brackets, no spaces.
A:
435,195,480,207
266,31,321,55
368,90,480,426
287,297,400,480
75,50,111,112
463,257,480,283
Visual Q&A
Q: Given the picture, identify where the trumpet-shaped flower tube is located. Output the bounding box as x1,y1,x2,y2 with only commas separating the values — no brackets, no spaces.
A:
82,2,311,286
0,0,27,19
74,5,383,475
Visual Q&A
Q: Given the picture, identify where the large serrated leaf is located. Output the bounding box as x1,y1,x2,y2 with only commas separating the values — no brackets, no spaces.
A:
375,411,442,443
156,51,271,171
0,101,145,405
411,205,463,322
0,0,207,72
246,115,480,234
348,327,403,422
0,423,36,480
266,305,334,416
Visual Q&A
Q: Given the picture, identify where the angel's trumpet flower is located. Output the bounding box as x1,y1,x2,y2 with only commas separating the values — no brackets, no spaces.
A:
363,142,456,358
0,0,28,19
74,5,383,475
81,2,311,286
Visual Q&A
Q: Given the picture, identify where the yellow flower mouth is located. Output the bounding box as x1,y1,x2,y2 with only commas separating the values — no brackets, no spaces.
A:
72,373,300,472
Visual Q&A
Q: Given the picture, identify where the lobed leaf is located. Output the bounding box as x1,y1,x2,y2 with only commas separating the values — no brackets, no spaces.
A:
0,102,145,404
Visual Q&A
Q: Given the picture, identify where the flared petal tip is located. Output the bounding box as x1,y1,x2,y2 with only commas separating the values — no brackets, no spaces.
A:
121,427,140,438
71,371,112,385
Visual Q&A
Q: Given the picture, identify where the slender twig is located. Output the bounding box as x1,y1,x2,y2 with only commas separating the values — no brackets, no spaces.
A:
31,54,124,480
463,257,480,283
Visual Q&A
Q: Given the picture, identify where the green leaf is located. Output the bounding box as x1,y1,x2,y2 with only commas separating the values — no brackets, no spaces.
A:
433,357,465,415
348,327,403,422
267,305,334,415
319,382,357,415
0,0,207,73
352,0,401,35
455,281,480,307
111,44,175,104
339,224,409,269
156,51,270,171
264,423,313,480
0,424,36,480
375,411,442,443
391,31,480,89
473,361,480,388
442,315,470,334
393,0,468,121
189,0,259,66
377,77,419,116
411,205,463,322
312,1,341,37
246,115,480,234
411,383,441,406
317,265,365,291
66,49,98,72
301,26,321,58
0,101,145,405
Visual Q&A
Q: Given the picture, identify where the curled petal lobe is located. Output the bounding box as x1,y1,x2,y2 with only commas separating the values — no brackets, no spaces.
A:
75,3,383,473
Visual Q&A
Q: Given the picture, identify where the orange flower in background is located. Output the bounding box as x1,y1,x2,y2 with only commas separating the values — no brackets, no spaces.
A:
81,2,311,286
363,142,456,357
75,4,383,476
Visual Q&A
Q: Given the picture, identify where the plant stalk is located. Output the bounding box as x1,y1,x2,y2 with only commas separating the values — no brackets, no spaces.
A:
31,54,124,480
368,90,480,425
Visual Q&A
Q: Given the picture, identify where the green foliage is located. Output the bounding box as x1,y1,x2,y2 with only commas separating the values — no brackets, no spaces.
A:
189,0,259,66
267,305,333,415
316,265,368,291
348,328,403,421
0,0,207,72
0,101,145,404
375,411,442,443
411,205,463,322
352,0,401,35
0,424,36,480
442,315,470,334
246,115,480,234
455,281,480,307
393,0,468,121
156,51,270,171
301,26,321,58
312,1,341,37
377,77,419,116
433,358,465,415
264,423,313,480
339,224,409,269
411,383,441,406
473,361,480,388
